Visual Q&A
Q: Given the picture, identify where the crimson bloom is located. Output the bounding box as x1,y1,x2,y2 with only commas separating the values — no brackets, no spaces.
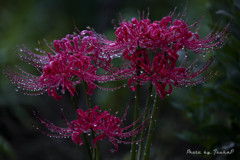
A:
115,11,228,55
34,106,146,153
113,11,228,98
3,30,122,100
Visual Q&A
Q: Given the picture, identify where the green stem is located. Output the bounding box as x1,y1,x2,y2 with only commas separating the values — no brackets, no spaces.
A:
95,143,101,160
71,95,92,160
90,129,101,160
143,94,160,160
71,95,79,110
82,133,93,160
130,84,140,160
137,83,153,160
83,82,91,109
83,82,101,160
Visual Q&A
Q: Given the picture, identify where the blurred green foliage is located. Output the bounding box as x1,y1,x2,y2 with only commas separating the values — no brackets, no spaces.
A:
0,0,239,160
172,0,240,159
0,135,15,160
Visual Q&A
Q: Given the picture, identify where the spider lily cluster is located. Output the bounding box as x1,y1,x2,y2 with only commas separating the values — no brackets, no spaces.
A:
3,9,228,159
34,106,147,153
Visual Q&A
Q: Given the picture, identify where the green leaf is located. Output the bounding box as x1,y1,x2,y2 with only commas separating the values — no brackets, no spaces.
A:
0,135,16,160
216,10,232,17
227,67,240,88
198,124,234,141
176,131,200,144
234,0,240,9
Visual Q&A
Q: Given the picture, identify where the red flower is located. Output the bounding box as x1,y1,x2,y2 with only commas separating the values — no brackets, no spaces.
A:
34,106,146,153
127,48,216,98
4,49,97,100
41,53,97,100
114,10,228,98
115,11,228,55
3,31,122,100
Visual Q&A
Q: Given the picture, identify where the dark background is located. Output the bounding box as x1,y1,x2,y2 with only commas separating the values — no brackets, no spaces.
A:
0,0,239,160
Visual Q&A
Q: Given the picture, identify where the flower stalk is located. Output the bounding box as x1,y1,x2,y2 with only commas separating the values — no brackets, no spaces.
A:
130,83,140,160
137,82,153,160
71,95,79,110
82,133,93,160
83,82,91,109
143,94,160,160
83,82,101,160
71,95,93,160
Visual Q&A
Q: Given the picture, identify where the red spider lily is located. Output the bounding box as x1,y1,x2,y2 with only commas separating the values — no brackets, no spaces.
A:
3,51,98,100
3,31,125,100
33,106,147,153
126,48,216,98
42,53,97,100
54,31,120,71
115,11,228,56
113,10,228,98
